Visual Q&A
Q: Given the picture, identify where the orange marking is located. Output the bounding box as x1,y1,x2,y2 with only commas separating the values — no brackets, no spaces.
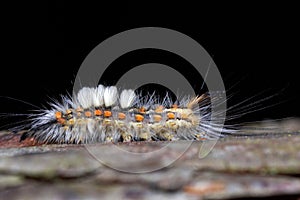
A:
57,118,66,124
167,112,175,119
94,109,102,116
104,110,112,118
118,112,126,120
55,111,62,119
135,114,144,122
66,109,72,114
139,107,146,114
155,105,164,113
84,111,92,117
153,114,162,122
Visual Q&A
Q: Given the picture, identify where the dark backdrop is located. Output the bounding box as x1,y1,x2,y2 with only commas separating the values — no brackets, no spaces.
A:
0,2,299,130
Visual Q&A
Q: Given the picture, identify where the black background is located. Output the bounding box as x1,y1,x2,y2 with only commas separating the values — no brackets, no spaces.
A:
0,2,299,129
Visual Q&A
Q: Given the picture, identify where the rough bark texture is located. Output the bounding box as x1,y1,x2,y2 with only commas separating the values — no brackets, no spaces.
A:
1,119,300,199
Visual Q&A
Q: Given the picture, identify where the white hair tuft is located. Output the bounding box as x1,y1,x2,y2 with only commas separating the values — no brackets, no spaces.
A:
104,86,118,107
93,84,105,107
120,89,136,109
77,87,95,109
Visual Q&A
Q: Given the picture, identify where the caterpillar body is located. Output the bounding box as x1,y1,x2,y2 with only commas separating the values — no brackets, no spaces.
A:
18,84,224,144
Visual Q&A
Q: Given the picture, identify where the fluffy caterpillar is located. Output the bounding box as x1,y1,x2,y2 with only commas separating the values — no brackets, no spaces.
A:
15,84,226,144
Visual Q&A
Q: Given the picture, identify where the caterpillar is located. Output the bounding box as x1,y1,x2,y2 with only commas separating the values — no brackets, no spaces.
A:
10,84,230,144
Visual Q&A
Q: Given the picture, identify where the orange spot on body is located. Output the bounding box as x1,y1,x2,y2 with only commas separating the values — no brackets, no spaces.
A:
94,109,102,116
118,112,126,120
55,111,62,119
57,118,66,124
167,112,175,119
135,114,144,122
139,107,146,114
153,114,162,122
85,111,92,117
104,110,112,118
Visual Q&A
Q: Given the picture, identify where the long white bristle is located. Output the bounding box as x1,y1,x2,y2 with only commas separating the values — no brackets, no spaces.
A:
77,87,95,109
104,86,118,107
93,84,105,107
120,89,136,109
